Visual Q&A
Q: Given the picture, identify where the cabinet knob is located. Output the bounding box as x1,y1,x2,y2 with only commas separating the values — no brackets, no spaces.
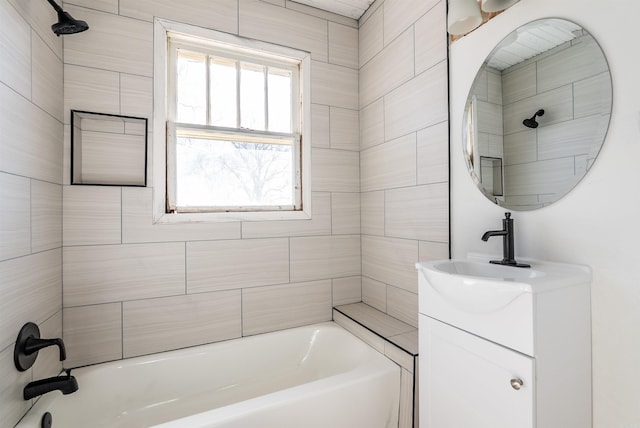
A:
510,378,524,390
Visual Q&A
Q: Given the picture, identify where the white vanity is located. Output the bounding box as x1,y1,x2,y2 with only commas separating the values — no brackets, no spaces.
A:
417,256,591,428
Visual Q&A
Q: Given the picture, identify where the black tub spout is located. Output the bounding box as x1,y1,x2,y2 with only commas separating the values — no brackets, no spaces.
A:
24,370,78,400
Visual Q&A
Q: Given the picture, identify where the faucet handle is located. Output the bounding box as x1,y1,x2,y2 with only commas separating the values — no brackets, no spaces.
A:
504,212,511,219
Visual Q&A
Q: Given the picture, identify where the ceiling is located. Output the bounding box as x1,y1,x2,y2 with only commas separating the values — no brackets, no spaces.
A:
290,0,374,20
486,19,583,71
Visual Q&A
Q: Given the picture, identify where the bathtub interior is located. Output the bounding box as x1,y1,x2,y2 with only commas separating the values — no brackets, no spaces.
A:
16,322,401,428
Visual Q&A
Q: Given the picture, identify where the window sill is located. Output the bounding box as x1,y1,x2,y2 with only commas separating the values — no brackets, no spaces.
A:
154,209,312,224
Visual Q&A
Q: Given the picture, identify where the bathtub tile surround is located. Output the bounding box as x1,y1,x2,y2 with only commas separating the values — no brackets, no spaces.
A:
359,0,449,328
0,0,447,424
60,0,362,368
63,303,122,368
0,0,64,426
123,291,242,358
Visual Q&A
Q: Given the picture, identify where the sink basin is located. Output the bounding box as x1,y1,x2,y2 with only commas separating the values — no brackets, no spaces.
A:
430,259,544,281
417,256,591,355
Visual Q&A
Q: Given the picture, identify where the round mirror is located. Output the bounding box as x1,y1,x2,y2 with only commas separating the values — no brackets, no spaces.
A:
463,18,612,210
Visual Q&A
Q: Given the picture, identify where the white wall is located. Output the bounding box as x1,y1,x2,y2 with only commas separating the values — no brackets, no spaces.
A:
450,1,640,426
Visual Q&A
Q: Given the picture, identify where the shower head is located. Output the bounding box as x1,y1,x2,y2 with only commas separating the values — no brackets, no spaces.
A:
46,0,89,36
522,109,545,129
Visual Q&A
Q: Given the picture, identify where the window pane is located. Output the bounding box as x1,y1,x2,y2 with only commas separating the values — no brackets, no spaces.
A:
176,137,293,207
210,58,237,128
240,62,265,131
268,68,292,133
176,51,206,125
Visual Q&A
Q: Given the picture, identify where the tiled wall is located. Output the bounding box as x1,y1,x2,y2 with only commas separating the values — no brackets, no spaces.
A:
470,66,504,196
0,0,64,426
359,0,449,327
501,33,610,209
61,0,362,368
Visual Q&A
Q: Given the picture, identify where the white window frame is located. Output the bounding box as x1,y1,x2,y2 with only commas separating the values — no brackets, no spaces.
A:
153,19,312,223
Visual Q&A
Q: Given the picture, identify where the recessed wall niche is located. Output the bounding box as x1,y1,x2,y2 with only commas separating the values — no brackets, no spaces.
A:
71,110,148,186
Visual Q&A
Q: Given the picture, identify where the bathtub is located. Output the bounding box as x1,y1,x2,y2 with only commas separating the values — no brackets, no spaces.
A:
16,322,400,428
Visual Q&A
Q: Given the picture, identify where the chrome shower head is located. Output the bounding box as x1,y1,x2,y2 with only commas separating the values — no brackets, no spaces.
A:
522,109,544,129
46,0,89,36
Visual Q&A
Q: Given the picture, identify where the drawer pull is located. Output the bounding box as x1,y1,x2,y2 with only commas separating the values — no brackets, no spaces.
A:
510,378,524,390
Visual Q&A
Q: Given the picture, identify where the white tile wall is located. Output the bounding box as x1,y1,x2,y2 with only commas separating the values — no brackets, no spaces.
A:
499,33,611,207
0,173,31,260
32,32,63,122
0,345,32,428
121,0,238,34
0,250,61,351
242,192,331,238
240,0,327,62
31,180,62,253
328,22,359,69
383,0,439,45
0,81,63,183
0,3,63,425
312,148,360,192
64,64,120,123
362,235,419,293
417,121,449,185
4,3,448,415
332,276,362,305
187,238,289,292
312,61,359,109
64,6,154,77
330,107,360,150
121,187,241,243
358,6,383,67
63,303,122,368
362,276,387,311
360,98,384,150
290,235,361,282
414,0,447,75
63,243,186,307
384,60,448,141
331,192,361,234
360,0,448,331
242,280,332,335
385,183,448,242
359,27,415,108
63,186,121,246
361,191,385,236
361,133,417,191
0,0,31,99
123,290,242,357
311,104,331,148
58,0,362,369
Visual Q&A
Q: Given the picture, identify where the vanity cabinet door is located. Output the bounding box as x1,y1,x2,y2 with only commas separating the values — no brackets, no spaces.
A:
420,315,534,428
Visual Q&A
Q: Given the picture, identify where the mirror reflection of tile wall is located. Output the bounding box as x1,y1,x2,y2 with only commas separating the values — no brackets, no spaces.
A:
471,33,610,209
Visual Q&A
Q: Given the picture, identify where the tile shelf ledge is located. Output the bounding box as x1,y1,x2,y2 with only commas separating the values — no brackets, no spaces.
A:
333,303,418,356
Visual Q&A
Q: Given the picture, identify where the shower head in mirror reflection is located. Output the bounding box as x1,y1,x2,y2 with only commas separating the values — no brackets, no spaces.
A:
522,109,544,129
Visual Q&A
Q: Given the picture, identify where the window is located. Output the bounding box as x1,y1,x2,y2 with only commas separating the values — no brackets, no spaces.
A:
154,20,311,221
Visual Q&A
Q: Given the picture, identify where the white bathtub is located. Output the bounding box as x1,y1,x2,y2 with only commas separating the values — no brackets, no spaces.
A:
16,322,400,428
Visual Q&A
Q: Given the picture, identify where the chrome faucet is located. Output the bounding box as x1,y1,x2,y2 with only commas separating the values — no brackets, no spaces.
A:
23,369,78,400
481,212,530,268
